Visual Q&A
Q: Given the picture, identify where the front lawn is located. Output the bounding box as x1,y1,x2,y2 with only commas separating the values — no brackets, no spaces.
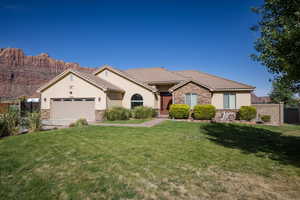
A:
102,118,151,124
0,121,300,199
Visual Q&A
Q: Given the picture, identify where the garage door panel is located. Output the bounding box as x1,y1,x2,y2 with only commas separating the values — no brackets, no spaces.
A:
51,98,95,121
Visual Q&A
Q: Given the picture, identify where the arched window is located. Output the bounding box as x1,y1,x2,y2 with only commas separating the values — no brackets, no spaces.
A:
131,94,143,108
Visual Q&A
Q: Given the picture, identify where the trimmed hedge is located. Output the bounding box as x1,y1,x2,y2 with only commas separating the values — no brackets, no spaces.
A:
105,107,131,121
169,104,190,119
238,106,257,121
261,115,271,123
131,106,156,119
193,104,216,120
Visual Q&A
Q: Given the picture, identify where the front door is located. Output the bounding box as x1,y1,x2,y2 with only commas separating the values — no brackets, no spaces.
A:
160,92,172,115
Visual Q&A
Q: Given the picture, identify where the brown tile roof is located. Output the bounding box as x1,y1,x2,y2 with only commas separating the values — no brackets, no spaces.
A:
174,70,255,91
125,67,185,84
37,69,124,93
124,67,254,91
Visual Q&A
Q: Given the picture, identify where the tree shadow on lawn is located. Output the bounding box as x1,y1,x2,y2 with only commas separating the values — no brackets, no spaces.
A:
200,123,300,167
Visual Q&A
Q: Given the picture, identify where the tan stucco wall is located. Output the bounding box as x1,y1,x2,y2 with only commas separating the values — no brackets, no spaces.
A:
97,69,158,109
211,93,223,109
211,92,251,109
41,73,106,110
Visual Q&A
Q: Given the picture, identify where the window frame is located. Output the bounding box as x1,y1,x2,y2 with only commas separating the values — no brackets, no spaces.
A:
223,93,236,109
131,94,143,109
184,93,198,108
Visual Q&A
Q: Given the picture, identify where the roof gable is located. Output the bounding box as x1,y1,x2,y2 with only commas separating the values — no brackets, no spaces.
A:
94,65,157,92
174,70,255,91
37,69,124,93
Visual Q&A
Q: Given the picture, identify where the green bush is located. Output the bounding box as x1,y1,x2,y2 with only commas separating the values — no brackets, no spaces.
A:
193,104,216,120
131,106,155,119
105,107,131,121
0,108,20,137
238,106,257,121
26,112,41,133
261,115,271,123
169,104,190,119
69,118,88,128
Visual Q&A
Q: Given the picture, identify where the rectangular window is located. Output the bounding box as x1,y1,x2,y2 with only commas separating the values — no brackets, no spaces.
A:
223,93,236,109
185,93,198,108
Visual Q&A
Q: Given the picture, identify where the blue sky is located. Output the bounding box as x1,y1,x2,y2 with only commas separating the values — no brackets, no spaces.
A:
0,0,272,96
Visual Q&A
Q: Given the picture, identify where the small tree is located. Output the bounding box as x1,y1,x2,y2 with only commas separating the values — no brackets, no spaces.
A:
269,80,298,107
251,0,300,91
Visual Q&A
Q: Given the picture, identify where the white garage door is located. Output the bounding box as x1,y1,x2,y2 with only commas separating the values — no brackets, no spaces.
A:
50,98,95,121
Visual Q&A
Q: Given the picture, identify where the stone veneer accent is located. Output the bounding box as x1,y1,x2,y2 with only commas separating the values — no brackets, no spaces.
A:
215,109,238,121
173,82,212,105
40,109,50,120
95,110,106,121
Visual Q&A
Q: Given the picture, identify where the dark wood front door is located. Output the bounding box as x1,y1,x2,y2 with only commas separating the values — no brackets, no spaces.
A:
160,92,172,115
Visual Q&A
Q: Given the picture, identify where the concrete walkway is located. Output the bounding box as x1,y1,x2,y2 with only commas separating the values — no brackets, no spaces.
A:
92,118,168,127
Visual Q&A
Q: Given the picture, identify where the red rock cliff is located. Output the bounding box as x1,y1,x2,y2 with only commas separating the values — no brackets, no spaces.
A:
0,48,95,99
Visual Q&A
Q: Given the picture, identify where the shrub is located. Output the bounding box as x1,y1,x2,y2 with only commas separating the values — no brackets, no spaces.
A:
105,107,131,121
261,115,271,123
0,108,20,137
131,106,155,119
193,104,216,120
26,112,41,133
238,106,257,121
169,104,190,119
69,118,88,128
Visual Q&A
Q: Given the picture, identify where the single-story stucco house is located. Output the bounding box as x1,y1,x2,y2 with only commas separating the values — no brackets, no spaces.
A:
37,65,255,124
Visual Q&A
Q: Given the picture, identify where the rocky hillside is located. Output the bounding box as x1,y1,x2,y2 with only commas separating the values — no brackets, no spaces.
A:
0,48,94,99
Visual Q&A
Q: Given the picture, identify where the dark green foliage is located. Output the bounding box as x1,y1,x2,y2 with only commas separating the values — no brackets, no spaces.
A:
251,0,300,91
131,106,155,119
105,107,131,121
193,104,216,120
169,104,190,119
261,115,271,123
238,106,257,121
269,79,298,107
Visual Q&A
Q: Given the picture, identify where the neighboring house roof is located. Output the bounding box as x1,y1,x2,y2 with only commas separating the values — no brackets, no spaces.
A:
93,65,158,92
125,67,185,84
174,70,255,91
37,68,124,93
251,93,271,104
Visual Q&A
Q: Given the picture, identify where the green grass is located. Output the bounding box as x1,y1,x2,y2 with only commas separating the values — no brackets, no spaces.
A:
1,121,300,199
102,118,151,124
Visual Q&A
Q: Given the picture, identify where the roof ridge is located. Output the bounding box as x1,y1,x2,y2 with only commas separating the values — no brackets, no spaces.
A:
175,69,255,89
125,67,165,70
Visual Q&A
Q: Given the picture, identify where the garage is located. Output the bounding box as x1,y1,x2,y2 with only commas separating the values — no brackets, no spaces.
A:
50,98,95,121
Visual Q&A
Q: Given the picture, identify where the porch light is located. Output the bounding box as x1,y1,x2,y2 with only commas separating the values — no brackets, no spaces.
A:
98,97,101,102
44,98,47,102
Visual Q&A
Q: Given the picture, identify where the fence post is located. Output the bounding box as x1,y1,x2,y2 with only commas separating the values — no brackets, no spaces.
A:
279,102,284,125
